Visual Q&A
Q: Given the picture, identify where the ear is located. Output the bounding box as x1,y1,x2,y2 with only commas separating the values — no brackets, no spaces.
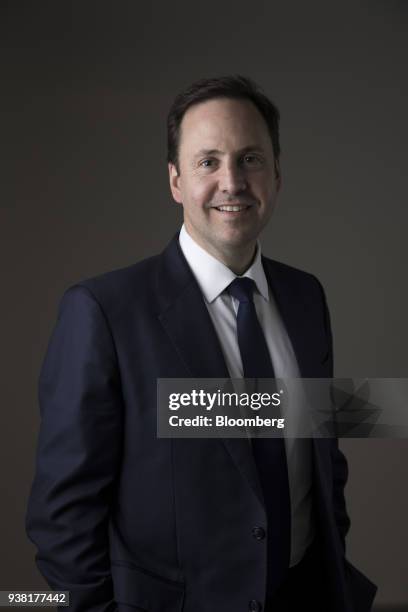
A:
274,159,282,192
168,163,183,204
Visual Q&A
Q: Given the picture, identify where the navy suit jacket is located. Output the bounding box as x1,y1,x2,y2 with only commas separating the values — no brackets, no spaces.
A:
26,234,377,612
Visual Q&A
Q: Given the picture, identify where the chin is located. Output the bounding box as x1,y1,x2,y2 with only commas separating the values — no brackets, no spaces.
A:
218,237,257,254
221,228,259,247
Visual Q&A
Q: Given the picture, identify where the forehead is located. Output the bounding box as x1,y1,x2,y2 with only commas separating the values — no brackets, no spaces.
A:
178,97,272,155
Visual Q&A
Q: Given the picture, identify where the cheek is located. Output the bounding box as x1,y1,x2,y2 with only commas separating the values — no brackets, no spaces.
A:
257,181,278,206
250,170,277,194
187,178,215,207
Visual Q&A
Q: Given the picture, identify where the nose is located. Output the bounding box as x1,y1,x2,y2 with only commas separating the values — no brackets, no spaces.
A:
218,161,247,195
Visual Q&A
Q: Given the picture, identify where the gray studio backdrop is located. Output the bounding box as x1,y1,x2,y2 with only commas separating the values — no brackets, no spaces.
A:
2,1,407,609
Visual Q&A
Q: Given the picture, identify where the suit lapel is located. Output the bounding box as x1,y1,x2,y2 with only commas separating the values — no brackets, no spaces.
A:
262,257,333,474
158,280,229,379
262,257,326,378
156,235,264,506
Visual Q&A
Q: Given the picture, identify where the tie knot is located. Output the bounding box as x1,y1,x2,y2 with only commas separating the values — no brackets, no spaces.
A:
228,277,256,303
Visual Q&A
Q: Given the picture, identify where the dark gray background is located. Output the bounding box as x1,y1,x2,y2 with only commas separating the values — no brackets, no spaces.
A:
1,1,407,609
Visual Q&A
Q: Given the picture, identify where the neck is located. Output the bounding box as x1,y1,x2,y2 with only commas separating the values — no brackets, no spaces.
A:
219,246,257,275
183,226,258,275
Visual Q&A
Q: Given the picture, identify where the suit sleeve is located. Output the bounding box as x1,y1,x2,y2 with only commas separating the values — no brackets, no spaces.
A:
315,276,351,553
25,285,123,611
331,438,351,553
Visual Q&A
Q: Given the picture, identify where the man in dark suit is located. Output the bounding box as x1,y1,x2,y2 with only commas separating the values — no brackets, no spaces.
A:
26,76,377,611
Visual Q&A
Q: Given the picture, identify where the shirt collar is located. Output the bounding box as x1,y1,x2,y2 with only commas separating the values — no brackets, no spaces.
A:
178,224,270,303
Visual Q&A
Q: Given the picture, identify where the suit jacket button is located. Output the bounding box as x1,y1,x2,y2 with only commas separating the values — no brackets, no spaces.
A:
252,526,266,540
248,600,262,612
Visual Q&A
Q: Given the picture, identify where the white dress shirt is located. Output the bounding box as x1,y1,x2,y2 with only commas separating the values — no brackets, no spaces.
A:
179,224,315,567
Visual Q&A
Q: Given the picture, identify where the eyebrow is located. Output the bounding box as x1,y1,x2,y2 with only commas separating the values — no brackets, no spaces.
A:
193,146,265,159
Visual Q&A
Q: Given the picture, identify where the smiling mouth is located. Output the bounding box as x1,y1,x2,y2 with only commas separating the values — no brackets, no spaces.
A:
213,205,252,212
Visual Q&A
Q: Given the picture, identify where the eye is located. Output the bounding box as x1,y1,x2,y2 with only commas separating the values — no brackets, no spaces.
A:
243,154,262,165
199,158,216,168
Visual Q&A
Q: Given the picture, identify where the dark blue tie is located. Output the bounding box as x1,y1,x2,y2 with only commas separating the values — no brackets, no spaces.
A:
228,277,291,596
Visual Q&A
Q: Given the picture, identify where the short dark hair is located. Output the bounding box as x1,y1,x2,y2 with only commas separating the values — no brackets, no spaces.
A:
167,75,281,173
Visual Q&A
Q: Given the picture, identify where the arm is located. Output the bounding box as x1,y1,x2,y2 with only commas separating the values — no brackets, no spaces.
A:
26,285,123,611
316,275,351,553
331,438,351,553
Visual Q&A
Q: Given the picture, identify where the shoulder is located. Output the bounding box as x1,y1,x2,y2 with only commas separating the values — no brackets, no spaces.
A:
60,253,162,319
81,253,160,295
262,255,326,297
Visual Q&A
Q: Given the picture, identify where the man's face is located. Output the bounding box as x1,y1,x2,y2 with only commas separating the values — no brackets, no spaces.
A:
168,97,281,263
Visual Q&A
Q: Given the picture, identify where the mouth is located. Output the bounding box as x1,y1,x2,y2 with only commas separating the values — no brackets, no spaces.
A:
212,204,253,213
